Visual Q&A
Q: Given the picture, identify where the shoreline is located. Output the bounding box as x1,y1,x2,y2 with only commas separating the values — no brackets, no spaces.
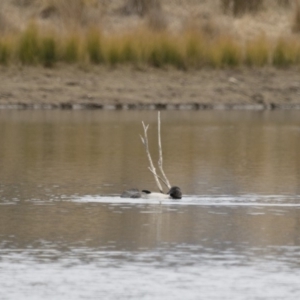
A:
1,103,300,111
1,66,300,111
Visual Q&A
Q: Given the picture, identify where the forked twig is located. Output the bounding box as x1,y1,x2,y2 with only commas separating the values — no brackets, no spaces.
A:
140,112,172,193
148,167,169,189
140,121,163,193
157,111,171,189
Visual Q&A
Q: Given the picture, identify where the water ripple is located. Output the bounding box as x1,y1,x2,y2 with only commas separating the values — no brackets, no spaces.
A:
73,194,300,207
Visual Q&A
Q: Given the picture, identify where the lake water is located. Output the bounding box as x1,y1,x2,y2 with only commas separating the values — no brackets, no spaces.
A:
1,110,300,300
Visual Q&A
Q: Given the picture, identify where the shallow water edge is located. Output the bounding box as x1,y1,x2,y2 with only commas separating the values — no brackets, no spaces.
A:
1,102,300,110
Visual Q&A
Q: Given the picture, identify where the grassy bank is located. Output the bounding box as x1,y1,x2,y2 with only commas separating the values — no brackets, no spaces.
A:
0,23,300,69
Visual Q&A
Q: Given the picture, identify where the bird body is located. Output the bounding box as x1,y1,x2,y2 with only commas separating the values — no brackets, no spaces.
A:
121,186,182,199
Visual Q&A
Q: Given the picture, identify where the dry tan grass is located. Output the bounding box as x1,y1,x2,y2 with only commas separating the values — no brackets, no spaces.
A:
221,0,264,16
38,0,107,30
123,0,161,16
146,8,168,31
2,21,300,69
0,2,16,33
292,1,300,33
0,0,296,39
277,0,292,7
1,0,300,69
0,11,8,33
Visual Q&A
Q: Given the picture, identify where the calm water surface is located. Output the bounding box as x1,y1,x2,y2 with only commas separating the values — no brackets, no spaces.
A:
1,110,300,299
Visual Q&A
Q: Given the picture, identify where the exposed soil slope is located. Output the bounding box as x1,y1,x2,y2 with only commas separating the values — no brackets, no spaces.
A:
1,66,299,110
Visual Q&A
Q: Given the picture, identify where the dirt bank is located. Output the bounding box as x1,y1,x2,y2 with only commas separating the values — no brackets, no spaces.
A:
0,66,300,110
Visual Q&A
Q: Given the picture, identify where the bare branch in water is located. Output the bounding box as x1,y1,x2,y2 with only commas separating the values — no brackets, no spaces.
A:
157,111,171,189
140,121,163,193
148,167,169,188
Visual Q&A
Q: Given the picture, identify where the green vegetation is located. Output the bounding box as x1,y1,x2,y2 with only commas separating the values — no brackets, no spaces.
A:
272,39,299,67
218,37,242,67
0,39,11,65
148,37,185,69
40,35,57,67
17,23,40,64
121,41,138,64
221,0,264,16
63,35,80,63
245,35,269,67
1,22,300,69
86,28,104,64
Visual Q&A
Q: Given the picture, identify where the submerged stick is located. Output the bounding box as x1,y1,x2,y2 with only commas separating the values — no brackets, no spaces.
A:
157,111,171,189
140,121,163,193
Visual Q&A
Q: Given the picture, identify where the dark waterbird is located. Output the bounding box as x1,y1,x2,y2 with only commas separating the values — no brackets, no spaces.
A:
121,186,182,200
